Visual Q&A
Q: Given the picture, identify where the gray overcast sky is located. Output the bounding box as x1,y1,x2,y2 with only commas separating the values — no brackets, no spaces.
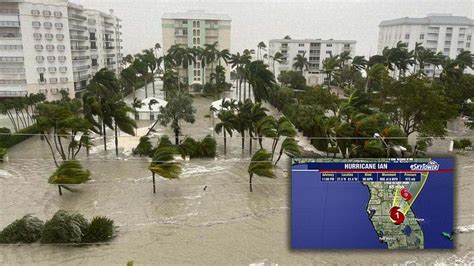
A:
73,0,473,57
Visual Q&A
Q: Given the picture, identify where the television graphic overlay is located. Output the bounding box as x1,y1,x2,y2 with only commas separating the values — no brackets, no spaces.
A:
291,158,454,249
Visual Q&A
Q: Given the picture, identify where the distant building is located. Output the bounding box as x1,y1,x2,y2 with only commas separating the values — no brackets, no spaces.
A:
378,13,474,76
0,0,123,100
132,97,167,120
269,38,356,85
161,10,231,85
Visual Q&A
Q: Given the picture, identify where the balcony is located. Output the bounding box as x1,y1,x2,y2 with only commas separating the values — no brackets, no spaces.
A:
90,36,96,41
0,68,25,74
0,90,27,98
104,30,114,34
73,74,91,82
72,55,90,61
105,46,115,50
70,35,88,41
0,9,19,15
71,46,89,51
106,61,116,65
104,22,114,27
70,24,87,31
0,33,21,39
105,54,115,58
69,13,87,21
104,38,115,42
0,21,20,27
73,65,91,71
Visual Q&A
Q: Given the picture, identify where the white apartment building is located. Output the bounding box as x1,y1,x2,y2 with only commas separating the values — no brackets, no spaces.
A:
161,10,231,85
269,38,356,85
378,13,474,76
0,0,123,100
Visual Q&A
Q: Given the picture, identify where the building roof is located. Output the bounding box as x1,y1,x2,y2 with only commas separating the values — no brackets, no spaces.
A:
135,97,168,113
269,38,356,44
161,10,231,21
379,14,474,27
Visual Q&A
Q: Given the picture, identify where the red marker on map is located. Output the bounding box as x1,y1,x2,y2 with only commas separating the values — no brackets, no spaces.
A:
400,188,412,202
389,207,405,225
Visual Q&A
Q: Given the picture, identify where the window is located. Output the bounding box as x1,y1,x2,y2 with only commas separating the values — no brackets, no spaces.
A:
299,43,305,47
37,67,45,73
55,23,63,29
36,56,44,63
91,42,97,50
57,45,65,51
405,33,410,39
58,56,66,62
59,67,67,73
31,10,40,16
45,33,53,40
54,11,62,18
32,21,41,28
326,44,332,47
47,56,55,62
46,45,55,51
446,33,452,38
34,44,43,51
444,48,450,53
344,44,351,48
49,78,58,84
298,50,305,54
39,89,48,94
468,36,472,41
92,59,98,66
56,34,64,40
467,43,471,48
420,34,424,40
0,45,23,50
44,22,52,29
326,51,332,54
43,10,51,17
39,73,45,83
445,41,451,46
33,33,42,40
48,67,57,73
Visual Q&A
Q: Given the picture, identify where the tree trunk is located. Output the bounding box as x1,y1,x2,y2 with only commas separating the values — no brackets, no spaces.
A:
103,121,107,151
144,76,148,98
223,130,227,155
275,148,284,166
241,130,245,152
249,133,253,155
243,80,247,100
249,173,253,192
175,129,179,145
115,122,119,156
58,185,63,196
152,72,156,95
152,172,156,194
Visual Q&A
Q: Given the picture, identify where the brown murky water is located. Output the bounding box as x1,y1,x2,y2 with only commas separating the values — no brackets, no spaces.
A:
0,83,472,265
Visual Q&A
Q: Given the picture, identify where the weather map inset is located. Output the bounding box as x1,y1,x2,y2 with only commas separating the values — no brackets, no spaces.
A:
291,158,454,249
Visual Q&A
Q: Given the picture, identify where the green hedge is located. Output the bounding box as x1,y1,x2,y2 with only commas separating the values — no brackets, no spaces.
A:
0,125,40,149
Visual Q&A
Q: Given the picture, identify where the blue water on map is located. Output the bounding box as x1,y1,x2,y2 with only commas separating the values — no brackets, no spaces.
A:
291,164,386,249
291,158,454,249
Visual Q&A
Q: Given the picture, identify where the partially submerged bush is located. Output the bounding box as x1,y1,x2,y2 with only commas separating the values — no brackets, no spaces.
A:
200,135,217,157
0,214,44,243
40,210,90,244
0,147,7,161
453,139,472,150
83,216,115,243
133,136,154,157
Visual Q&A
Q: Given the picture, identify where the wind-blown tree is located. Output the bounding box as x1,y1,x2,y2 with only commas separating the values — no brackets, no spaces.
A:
203,42,218,81
270,51,284,75
214,110,236,155
132,55,151,98
277,70,306,90
216,48,231,67
48,160,91,195
322,54,340,86
350,56,368,84
109,98,137,156
248,149,274,192
246,60,276,102
156,91,196,145
257,41,267,60
233,99,252,153
292,52,309,74
255,115,277,149
82,68,122,151
120,66,138,98
247,102,268,154
149,146,182,194
274,137,300,165
141,48,160,95
271,116,296,160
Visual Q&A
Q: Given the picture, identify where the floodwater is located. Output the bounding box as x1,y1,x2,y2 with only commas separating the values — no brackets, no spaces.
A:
0,82,472,265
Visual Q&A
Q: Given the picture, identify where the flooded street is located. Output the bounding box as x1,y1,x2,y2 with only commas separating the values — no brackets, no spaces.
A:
0,83,473,265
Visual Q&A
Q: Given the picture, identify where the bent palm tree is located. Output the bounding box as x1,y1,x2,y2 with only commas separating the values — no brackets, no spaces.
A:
48,160,91,196
248,149,274,192
214,110,236,155
274,137,300,165
149,146,182,194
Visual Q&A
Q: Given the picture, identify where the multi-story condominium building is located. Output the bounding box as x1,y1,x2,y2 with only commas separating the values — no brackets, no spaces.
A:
161,10,231,85
378,13,473,76
0,0,123,100
269,38,356,85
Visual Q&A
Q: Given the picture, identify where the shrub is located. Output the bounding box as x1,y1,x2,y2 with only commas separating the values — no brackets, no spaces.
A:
453,139,472,150
40,210,90,244
0,125,40,149
157,135,174,149
0,147,7,161
0,215,44,243
133,136,153,157
179,137,198,158
200,135,217,157
83,216,115,243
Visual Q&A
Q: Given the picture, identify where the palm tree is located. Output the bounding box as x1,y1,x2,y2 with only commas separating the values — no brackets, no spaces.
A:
270,51,284,75
455,50,473,71
110,98,137,156
292,52,309,74
257,41,267,60
203,41,218,82
120,67,138,98
274,137,299,165
214,110,236,155
132,57,150,98
415,47,435,74
338,51,352,67
149,146,182,194
216,48,231,67
248,149,274,192
247,102,268,154
322,54,340,86
350,55,368,84
428,52,446,79
255,115,277,149
141,48,159,95
271,116,296,160
48,160,90,196
246,60,275,102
